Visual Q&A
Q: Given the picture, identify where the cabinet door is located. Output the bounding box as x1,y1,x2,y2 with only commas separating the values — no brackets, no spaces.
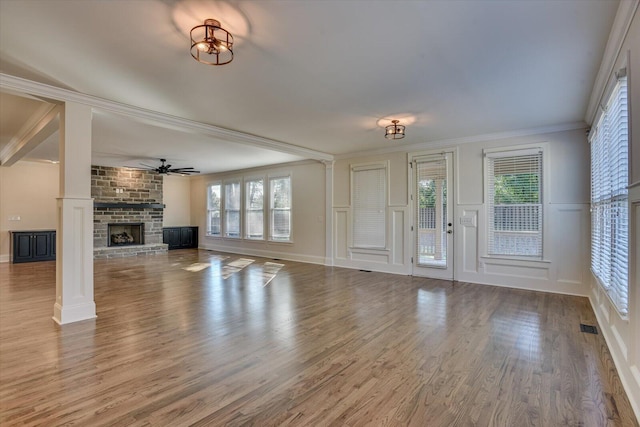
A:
163,228,181,249
14,234,33,262
32,232,51,260
180,227,195,248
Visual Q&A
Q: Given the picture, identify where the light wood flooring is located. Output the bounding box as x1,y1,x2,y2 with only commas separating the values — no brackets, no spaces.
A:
0,250,637,426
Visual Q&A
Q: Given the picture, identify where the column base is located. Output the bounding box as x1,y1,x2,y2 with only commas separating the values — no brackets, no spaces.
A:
52,302,97,325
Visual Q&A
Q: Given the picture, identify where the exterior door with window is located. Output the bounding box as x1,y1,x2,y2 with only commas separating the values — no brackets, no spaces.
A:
412,153,454,279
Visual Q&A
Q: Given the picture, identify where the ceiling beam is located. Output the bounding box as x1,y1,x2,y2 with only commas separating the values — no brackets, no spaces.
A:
0,74,334,162
0,102,59,166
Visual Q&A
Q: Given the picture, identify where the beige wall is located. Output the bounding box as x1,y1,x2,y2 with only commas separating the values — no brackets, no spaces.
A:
0,161,59,261
191,160,327,264
163,175,192,227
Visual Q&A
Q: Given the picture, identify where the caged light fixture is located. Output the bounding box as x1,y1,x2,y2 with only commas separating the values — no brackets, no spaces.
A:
190,19,234,65
385,120,405,140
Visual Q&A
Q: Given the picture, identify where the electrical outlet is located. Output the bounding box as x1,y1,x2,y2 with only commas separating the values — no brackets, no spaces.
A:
8,215,21,221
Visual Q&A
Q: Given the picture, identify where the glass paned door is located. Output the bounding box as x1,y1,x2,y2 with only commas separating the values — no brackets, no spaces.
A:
413,153,454,279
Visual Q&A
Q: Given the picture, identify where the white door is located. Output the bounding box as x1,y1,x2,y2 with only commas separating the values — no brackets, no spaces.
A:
412,153,454,279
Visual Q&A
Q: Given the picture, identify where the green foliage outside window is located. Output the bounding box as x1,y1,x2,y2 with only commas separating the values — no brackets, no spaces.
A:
493,173,539,204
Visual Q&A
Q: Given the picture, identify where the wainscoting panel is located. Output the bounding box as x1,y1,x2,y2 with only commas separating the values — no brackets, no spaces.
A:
332,206,410,274
551,205,589,286
392,208,406,265
483,259,550,280
349,249,390,264
460,208,479,274
334,208,349,260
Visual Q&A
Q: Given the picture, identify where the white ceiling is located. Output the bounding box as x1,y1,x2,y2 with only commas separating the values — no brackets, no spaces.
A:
0,0,620,173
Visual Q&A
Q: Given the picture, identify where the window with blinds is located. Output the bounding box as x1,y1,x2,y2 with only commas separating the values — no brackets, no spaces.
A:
590,74,628,315
352,165,386,249
224,181,241,238
207,184,222,236
269,176,291,241
486,149,543,257
245,179,264,239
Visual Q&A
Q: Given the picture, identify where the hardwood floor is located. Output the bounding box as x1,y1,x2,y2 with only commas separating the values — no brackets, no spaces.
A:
0,250,637,426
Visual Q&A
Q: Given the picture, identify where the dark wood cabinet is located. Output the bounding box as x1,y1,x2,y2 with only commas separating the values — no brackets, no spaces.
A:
10,230,56,263
163,227,198,250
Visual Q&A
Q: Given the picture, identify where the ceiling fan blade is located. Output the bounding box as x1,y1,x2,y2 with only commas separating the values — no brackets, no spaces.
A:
139,163,157,168
171,170,200,174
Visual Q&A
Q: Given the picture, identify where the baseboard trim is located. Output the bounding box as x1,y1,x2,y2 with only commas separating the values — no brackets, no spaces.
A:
198,243,326,266
0,254,9,263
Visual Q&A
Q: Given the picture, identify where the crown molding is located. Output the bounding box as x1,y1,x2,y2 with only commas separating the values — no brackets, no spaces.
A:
335,121,587,160
585,0,639,124
0,73,334,162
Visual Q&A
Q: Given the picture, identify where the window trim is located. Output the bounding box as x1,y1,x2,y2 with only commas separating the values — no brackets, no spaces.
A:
483,143,550,261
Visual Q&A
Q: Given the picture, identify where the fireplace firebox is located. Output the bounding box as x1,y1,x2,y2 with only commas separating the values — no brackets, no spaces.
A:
108,223,144,247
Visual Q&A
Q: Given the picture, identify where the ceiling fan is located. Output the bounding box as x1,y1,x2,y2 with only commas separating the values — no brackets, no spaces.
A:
136,159,200,175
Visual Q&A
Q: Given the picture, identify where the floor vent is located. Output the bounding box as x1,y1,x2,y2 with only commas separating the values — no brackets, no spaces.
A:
580,324,598,334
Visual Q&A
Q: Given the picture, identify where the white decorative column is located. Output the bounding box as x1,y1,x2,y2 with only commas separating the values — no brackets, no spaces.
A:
53,102,96,325
323,160,334,266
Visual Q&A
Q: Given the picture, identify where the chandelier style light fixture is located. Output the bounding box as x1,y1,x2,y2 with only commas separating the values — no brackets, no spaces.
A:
190,19,234,65
385,120,405,140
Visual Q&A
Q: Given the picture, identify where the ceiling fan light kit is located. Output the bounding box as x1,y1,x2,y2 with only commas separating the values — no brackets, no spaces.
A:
385,120,405,140
190,18,234,65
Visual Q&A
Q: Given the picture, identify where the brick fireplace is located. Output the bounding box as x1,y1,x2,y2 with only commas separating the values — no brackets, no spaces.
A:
92,166,168,258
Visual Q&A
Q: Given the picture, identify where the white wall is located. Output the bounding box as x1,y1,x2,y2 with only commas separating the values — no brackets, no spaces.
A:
333,128,591,296
163,175,192,227
0,161,59,262
588,5,640,420
191,160,327,265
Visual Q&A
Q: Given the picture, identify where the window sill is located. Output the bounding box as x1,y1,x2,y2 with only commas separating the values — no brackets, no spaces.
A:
480,256,551,267
268,240,294,245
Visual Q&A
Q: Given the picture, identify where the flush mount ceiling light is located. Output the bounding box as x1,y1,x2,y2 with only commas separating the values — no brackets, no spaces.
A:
385,120,405,140
190,18,233,65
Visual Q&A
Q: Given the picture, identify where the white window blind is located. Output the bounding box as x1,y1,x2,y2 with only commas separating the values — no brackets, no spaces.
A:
245,179,264,240
224,181,241,238
352,166,386,249
270,176,291,241
590,75,628,315
487,149,543,257
207,184,221,236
